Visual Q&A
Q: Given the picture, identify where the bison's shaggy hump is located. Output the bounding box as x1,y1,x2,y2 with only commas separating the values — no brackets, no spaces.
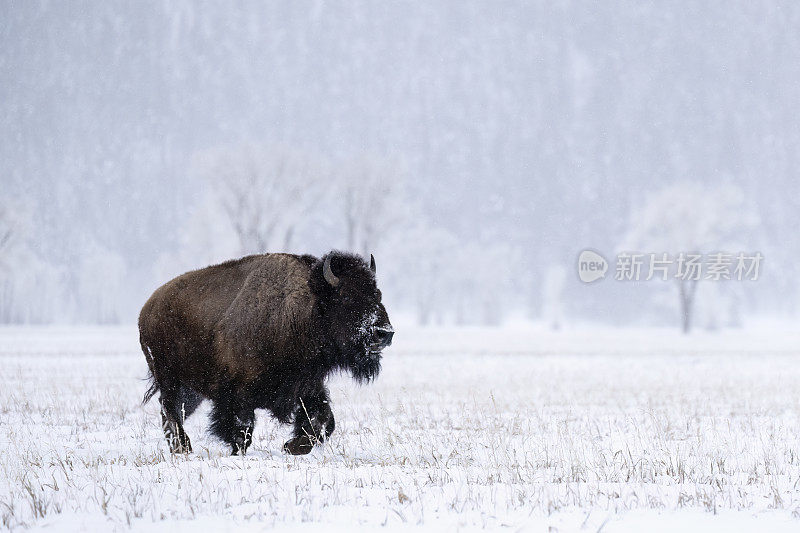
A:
139,253,317,401
139,250,393,456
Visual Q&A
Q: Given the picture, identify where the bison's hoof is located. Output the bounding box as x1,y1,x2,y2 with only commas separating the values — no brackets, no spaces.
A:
169,446,190,455
283,435,314,455
169,440,192,454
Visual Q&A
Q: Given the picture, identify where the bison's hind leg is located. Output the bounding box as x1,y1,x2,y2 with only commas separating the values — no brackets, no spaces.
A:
160,386,202,454
209,397,255,456
160,409,190,454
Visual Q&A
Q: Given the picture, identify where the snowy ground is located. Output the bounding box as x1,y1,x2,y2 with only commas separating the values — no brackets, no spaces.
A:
1,324,800,532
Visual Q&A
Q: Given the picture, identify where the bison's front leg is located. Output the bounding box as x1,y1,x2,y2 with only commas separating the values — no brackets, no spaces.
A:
284,384,335,455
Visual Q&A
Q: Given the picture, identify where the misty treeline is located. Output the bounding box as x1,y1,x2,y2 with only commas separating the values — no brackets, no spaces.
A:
155,144,517,326
1,143,516,325
2,2,799,326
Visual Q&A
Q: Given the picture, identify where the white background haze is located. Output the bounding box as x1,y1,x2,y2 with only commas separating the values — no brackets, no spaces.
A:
2,2,799,329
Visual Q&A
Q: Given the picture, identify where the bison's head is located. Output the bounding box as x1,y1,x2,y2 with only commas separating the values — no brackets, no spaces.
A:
311,251,393,382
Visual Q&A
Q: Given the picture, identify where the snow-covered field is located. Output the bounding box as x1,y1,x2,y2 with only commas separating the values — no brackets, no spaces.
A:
1,324,800,531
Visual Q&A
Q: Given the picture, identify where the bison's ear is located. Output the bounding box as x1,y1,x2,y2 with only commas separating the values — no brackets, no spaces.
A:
323,255,340,287
370,254,376,274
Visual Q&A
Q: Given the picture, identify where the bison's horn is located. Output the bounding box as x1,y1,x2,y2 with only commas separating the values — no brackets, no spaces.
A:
370,254,376,273
323,255,340,287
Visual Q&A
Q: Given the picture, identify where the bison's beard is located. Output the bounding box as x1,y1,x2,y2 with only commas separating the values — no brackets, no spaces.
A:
331,329,384,383
348,350,381,383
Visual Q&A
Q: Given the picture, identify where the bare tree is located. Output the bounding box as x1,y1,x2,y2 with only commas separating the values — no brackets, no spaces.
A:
194,144,326,256
621,182,755,333
338,156,406,258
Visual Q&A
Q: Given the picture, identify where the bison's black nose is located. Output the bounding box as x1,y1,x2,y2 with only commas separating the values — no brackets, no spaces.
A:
374,327,394,348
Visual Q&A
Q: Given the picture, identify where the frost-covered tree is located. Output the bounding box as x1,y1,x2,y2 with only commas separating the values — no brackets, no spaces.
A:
76,240,127,324
621,182,756,333
0,202,21,270
449,242,521,326
381,215,521,326
0,201,27,322
0,199,63,323
408,226,458,326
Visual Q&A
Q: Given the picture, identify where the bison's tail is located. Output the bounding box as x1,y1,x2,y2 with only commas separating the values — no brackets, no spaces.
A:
140,335,160,405
142,375,159,405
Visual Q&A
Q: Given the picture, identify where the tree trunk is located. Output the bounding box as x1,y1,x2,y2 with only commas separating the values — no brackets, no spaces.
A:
282,226,294,252
346,216,357,252
417,300,430,326
678,279,697,334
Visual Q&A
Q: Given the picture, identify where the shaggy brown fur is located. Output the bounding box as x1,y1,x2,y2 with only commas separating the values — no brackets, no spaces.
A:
139,251,393,455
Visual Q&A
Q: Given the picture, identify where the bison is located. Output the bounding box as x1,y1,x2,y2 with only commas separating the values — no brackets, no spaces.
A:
138,251,393,455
